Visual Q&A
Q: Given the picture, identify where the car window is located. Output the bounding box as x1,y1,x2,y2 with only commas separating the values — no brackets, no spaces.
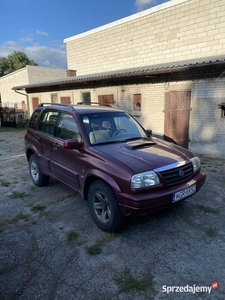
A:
38,110,58,136
81,112,146,145
56,113,82,142
29,110,41,129
114,115,140,134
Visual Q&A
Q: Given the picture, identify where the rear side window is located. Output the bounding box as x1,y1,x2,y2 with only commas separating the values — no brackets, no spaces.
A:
38,110,59,136
56,113,82,142
29,110,41,129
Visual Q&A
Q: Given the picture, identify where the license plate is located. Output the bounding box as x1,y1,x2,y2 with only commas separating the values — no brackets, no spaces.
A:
172,184,196,203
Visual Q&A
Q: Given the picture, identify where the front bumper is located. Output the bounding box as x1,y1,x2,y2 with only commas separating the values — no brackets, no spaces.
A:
117,170,206,217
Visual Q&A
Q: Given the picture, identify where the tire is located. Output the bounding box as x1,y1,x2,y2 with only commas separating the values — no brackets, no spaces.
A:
88,180,124,232
29,154,50,187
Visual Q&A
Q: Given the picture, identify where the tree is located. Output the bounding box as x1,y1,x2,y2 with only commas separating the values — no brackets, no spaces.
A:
0,51,38,77
0,57,9,77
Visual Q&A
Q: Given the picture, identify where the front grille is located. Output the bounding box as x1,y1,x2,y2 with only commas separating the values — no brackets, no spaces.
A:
158,162,193,185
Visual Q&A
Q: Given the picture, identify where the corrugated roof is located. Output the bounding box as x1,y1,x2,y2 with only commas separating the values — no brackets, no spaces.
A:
12,55,225,92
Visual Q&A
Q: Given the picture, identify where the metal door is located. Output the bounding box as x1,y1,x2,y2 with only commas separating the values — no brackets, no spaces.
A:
164,91,191,149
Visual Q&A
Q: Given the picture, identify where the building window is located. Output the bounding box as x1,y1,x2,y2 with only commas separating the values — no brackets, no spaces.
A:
32,97,39,111
133,94,142,111
51,93,58,103
60,97,71,104
98,94,115,105
82,92,91,104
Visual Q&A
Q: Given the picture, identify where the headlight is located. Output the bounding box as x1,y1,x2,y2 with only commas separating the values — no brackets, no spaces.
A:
131,171,160,189
190,156,201,172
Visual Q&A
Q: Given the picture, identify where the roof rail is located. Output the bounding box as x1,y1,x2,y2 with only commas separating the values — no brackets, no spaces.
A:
37,103,75,111
76,101,113,107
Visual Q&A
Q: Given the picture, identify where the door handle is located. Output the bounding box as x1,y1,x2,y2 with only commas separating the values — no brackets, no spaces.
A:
53,142,60,149
34,134,40,140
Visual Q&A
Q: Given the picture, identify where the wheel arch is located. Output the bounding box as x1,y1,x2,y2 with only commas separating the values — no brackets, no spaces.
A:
83,170,122,201
26,148,35,161
26,145,38,162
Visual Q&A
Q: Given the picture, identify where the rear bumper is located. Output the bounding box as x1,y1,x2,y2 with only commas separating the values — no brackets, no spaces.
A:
117,171,206,217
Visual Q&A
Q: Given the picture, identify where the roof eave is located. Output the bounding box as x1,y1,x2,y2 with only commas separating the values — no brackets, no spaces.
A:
12,57,225,94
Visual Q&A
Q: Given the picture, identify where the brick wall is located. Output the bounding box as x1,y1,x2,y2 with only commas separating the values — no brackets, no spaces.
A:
189,79,225,156
65,0,225,75
0,66,67,110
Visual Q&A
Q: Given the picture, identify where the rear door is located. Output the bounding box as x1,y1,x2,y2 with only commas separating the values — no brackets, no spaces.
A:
35,109,59,173
50,112,83,190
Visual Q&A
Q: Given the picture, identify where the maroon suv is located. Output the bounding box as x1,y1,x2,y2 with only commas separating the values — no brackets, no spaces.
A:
25,103,206,232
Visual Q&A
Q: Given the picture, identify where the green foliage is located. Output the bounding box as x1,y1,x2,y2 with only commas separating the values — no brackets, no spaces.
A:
0,57,9,77
0,51,38,77
66,230,79,242
0,213,30,232
31,205,46,212
198,204,220,214
114,267,154,293
0,179,10,187
206,228,217,237
85,233,119,255
9,191,29,199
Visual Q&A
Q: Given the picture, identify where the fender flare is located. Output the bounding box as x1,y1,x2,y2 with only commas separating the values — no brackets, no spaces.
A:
82,169,122,199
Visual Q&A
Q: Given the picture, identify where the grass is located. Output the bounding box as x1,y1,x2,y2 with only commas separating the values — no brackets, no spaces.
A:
0,213,30,232
0,179,10,187
59,192,75,201
9,191,29,199
31,205,46,212
66,230,79,242
85,233,120,255
0,125,28,132
206,228,217,237
198,204,220,214
114,267,154,293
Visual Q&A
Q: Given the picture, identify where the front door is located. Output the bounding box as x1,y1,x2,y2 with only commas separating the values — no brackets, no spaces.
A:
164,91,191,149
50,112,83,190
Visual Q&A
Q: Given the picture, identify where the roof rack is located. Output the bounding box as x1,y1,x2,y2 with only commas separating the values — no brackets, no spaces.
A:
37,102,115,111
37,103,75,111
76,101,113,107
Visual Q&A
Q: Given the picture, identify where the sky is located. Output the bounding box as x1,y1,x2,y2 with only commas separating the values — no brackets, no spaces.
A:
1,0,170,70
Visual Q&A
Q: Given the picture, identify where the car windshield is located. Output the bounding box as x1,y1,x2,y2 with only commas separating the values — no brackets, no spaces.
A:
81,112,147,145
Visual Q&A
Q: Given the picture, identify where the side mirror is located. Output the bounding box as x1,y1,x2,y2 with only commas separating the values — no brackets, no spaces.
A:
64,139,82,149
146,129,152,137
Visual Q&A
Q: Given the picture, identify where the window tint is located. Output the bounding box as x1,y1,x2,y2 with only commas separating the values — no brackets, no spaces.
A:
38,110,58,136
56,113,81,142
29,110,41,129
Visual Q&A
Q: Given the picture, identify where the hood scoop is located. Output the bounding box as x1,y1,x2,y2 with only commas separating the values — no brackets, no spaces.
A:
124,140,156,150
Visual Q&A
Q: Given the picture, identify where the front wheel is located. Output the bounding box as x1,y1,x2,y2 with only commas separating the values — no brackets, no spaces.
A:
29,154,50,187
88,180,124,232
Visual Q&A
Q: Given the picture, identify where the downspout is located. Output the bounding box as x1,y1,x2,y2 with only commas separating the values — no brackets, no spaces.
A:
14,89,30,117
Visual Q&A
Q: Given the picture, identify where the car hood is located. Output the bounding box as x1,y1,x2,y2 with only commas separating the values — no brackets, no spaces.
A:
94,138,193,173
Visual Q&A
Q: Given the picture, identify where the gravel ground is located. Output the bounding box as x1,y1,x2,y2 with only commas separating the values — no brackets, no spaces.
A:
0,129,225,300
